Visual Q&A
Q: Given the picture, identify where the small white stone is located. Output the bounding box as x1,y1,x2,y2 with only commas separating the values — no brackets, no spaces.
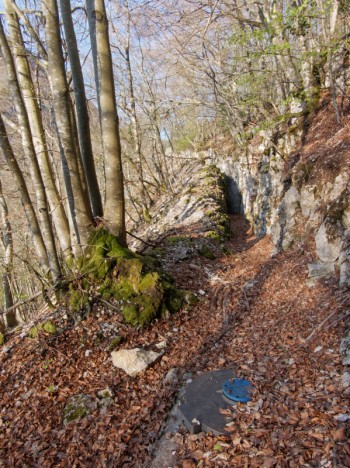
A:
334,414,350,422
156,340,167,349
198,289,206,295
85,350,92,357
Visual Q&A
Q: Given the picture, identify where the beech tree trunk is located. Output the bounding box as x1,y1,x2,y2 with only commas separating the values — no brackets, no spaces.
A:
43,0,93,253
4,0,71,255
0,116,50,276
59,0,103,219
0,19,61,282
0,180,18,328
89,0,126,245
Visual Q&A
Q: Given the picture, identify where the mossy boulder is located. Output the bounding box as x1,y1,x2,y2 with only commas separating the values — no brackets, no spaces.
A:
67,229,191,327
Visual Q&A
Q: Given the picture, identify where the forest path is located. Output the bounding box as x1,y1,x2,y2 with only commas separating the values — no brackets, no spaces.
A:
0,216,349,466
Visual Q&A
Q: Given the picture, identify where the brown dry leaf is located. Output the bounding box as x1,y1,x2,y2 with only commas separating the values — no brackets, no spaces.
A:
182,459,196,468
190,450,204,460
331,427,346,441
309,432,324,441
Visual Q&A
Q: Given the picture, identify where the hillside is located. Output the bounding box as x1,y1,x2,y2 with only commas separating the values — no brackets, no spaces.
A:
0,97,349,466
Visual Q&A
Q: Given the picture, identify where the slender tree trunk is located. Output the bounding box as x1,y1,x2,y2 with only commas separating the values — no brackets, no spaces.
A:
86,0,101,119
4,0,71,255
0,116,50,276
0,19,61,282
89,0,126,245
124,2,152,214
59,0,103,218
0,180,18,328
43,0,93,253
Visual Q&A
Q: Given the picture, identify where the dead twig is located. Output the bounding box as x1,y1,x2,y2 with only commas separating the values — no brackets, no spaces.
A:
126,230,158,248
302,308,342,344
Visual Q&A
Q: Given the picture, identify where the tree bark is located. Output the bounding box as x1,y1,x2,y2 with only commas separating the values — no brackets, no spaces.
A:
0,179,18,328
0,19,62,282
59,0,103,219
0,116,50,276
43,0,93,253
4,0,71,255
89,0,126,245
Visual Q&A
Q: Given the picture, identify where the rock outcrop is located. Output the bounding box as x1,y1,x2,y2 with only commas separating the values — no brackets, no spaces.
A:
216,98,350,287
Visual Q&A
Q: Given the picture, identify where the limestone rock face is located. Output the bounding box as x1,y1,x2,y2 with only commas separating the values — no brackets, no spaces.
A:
216,123,349,287
111,347,163,376
316,222,342,263
340,229,350,287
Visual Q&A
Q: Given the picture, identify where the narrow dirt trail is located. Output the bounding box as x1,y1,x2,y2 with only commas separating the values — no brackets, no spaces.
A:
0,216,349,466
153,216,350,467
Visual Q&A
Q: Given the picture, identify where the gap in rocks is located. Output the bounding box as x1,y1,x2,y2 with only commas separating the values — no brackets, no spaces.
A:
225,176,244,216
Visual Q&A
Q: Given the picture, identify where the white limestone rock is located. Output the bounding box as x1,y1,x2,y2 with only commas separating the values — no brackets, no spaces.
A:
111,347,163,376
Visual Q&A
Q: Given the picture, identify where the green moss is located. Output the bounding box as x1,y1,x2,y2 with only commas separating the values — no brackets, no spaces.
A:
143,207,151,223
29,325,41,338
69,287,89,312
165,287,185,313
106,335,123,352
63,394,92,425
205,209,216,217
43,321,57,334
0,333,3,346
199,245,216,260
66,229,190,327
204,231,221,240
165,235,190,245
47,385,58,394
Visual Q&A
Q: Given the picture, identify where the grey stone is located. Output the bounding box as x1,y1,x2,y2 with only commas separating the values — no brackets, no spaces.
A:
307,262,334,278
342,372,350,387
340,229,350,287
340,329,350,366
316,222,342,263
111,347,163,376
62,394,96,425
164,368,179,385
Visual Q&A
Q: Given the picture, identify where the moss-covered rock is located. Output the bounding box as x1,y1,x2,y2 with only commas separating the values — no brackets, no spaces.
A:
62,394,96,425
106,335,124,352
28,325,40,338
42,321,57,334
66,229,190,327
